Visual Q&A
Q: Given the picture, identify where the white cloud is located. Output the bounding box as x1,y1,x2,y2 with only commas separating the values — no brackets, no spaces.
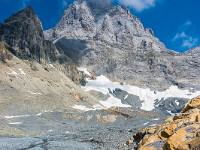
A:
182,37,198,48
172,21,199,49
118,0,157,12
172,32,187,41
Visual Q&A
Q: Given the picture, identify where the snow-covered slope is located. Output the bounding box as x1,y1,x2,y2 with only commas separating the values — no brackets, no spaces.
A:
73,68,200,112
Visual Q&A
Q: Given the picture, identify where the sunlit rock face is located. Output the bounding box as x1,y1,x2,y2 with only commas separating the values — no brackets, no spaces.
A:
44,0,200,90
125,96,200,150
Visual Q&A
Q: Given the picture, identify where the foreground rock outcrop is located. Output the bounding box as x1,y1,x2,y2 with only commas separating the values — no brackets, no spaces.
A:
125,96,200,150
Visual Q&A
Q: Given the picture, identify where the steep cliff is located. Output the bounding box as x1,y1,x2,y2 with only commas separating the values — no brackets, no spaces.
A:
0,6,85,85
0,7,56,63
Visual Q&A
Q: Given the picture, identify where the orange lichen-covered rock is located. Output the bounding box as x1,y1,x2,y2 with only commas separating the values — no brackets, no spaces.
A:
125,96,200,150
188,137,200,149
181,96,200,113
73,92,84,100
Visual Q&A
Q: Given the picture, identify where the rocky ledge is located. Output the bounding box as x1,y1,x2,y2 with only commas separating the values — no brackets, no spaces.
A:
125,96,200,150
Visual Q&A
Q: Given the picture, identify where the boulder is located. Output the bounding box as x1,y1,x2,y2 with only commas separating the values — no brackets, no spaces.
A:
125,96,200,150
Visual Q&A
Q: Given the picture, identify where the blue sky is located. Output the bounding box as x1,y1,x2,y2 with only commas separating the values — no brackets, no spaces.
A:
0,0,199,52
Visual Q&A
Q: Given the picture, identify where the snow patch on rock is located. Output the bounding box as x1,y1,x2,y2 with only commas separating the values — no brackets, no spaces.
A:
99,94,131,108
150,124,157,127
124,95,128,99
9,122,22,125
7,69,18,75
83,75,200,111
4,115,30,119
18,68,26,75
175,100,180,106
77,67,91,76
72,105,95,111
28,91,42,95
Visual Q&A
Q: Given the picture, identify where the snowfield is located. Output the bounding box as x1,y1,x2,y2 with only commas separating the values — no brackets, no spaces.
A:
82,75,200,111
72,68,200,111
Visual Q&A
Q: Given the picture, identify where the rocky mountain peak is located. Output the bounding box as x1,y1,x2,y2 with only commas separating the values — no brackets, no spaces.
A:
45,0,156,45
44,0,200,89
4,6,34,23
45,0,167,55
0,6,46,63
0,6,86,85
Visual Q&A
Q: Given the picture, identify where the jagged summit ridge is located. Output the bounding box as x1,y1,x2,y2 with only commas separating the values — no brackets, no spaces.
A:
45,0,166,53
4,6,36,24
0,6,48,63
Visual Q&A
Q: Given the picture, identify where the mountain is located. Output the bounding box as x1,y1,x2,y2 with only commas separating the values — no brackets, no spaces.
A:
44,0,200,90
0,6,104,116
0,6,54,63
0,6,85,85
0,3,200,150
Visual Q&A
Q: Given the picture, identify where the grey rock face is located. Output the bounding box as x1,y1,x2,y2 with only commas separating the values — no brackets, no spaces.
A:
110,88,142,108
0,6,85,85
184,45,200,57
154,97,188,114
0,42,13,63
0,7,56,63
44,0,200,89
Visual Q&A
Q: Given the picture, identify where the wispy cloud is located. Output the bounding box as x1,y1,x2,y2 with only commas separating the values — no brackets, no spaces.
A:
172,21,199,49
118,0,157,12
184,21,192,26
172,32,187,41
182,37,198,48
